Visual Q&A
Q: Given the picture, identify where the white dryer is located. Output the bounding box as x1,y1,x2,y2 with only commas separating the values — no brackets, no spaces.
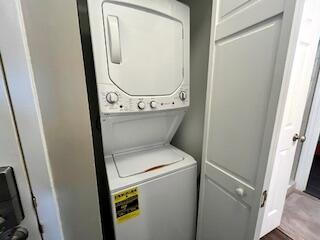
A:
88,0,190,113
87,0,196,239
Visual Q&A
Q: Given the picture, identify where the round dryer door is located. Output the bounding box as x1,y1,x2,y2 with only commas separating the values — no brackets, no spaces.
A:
103,2,184,96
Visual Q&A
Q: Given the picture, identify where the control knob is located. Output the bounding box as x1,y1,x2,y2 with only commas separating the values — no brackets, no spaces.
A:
138,101,145,110
106,92,118,104
150,101,157,109
179,91,187,101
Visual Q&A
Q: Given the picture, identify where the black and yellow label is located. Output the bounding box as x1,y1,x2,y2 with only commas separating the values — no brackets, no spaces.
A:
114,187,140,223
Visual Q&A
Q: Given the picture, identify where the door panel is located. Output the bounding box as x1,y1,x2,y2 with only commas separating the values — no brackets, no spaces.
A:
201,178,250,240
216,0,284,40
207,17,282,186
197,0,296,239
261,0,320,236
219,0,249,19
206,163,255,206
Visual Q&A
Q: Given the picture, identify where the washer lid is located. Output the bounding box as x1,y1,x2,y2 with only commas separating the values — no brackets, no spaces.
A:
113,146,184,177
103,2,184,96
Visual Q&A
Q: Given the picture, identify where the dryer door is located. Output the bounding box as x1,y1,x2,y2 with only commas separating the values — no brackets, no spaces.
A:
103,2,184,96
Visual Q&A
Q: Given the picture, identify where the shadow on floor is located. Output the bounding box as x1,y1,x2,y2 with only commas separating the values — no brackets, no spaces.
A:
261,229,292,240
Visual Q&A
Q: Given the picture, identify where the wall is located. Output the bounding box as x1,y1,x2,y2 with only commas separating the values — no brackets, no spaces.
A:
172,0,212,171
18,0,103,239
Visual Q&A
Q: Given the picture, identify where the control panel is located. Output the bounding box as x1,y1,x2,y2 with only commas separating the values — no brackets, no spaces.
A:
98,84,189,114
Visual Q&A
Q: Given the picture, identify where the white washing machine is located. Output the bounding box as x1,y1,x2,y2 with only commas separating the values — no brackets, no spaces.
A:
101,110,197,239
105,145,197,240
87,0,196,239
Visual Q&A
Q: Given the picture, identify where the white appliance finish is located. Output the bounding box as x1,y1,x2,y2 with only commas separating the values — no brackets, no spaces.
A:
88,0,190,114
88,1,195,239
101,109,186,155
106,145,197,240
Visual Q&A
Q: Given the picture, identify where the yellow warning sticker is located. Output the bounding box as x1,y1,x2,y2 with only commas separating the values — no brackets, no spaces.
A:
114,187,140,223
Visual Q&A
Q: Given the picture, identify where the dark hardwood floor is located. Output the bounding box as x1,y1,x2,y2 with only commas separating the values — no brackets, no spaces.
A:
261,229,292,240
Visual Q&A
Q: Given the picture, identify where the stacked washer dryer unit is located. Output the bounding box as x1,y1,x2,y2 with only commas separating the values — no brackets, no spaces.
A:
88,0,197,239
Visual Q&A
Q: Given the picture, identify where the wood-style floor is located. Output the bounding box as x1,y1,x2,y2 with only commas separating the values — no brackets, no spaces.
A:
261,229,292,240
279,190,320,240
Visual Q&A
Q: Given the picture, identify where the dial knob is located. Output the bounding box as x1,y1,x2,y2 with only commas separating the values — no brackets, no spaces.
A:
150,101,157,108
106,92,118,104
138,101,145,110
179,91,187,101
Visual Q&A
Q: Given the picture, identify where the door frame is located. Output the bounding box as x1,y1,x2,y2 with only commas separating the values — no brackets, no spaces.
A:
295,49,320,191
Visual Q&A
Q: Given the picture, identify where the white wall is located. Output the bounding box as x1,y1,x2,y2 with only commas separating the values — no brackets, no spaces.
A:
172,0,212,172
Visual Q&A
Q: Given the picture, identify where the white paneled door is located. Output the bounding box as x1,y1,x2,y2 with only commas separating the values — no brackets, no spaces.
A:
197,0,297,239
260,0,320,236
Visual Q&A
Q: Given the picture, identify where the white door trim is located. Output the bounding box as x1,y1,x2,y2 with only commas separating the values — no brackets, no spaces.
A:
295,65,320,191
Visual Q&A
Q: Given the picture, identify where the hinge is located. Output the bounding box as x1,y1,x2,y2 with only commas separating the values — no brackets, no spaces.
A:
260,190,268,208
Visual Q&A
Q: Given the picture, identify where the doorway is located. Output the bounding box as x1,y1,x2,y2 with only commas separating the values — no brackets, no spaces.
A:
306,147,320,198
299,46,320,197
292,40,320,195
